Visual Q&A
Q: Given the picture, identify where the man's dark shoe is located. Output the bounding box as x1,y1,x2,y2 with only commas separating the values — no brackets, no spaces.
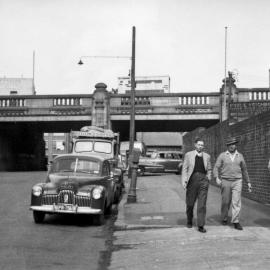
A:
222,220,228,225
234,223,243,230
187,220,192,228
198,226,207,233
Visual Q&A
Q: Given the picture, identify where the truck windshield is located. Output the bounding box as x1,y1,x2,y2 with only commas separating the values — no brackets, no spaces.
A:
75,141,112,154
75,141,93,153
94,141,112,154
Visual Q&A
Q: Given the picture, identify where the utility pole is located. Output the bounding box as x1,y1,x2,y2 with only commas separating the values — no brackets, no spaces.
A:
269,69,270,92
223,26,228,122
33,50,36,94
127,26,137,203
227,71,232,124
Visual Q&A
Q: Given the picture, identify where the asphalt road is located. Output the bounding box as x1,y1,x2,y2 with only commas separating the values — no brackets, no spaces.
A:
0,171,116,270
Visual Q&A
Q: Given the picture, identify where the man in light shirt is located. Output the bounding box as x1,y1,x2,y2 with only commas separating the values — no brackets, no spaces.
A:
213,136,252,230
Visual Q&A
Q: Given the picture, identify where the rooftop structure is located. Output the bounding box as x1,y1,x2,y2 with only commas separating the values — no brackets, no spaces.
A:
0,77,35,95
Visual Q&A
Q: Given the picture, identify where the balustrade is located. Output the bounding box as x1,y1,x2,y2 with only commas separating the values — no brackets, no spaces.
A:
249,91,270,101
53,97,82,106
178,96,209,105
0,98,25,107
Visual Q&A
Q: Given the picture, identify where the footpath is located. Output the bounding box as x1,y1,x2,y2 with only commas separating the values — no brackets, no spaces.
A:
109,174,270,270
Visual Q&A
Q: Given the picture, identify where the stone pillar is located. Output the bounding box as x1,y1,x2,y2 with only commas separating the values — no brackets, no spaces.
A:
219,74,237,122
91,83,111,129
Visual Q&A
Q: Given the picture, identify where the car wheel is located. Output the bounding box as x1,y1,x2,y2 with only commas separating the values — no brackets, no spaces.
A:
93,213,105,226
105,201,113,215
33,211,45,223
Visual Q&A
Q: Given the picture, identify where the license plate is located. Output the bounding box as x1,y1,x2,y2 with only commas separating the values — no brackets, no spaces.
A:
54,204,76,212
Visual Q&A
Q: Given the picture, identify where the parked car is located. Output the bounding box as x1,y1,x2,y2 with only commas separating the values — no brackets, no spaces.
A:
139,150,183,175
30,154,122,225
137,159,165,176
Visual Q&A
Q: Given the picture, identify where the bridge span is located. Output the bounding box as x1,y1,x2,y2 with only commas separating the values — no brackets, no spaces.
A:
0,79,270,171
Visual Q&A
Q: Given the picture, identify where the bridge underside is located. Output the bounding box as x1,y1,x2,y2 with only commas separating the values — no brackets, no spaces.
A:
0,118,218,171
112,119,219,141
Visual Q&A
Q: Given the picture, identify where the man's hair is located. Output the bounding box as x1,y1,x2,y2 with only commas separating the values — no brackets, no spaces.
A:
194,137,204,144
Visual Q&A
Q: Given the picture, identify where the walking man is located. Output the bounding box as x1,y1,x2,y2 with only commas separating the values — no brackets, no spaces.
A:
213,136,252,230
182,137,212,233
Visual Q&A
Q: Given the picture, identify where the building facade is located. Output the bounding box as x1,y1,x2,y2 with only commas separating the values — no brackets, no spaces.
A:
117,75,170,93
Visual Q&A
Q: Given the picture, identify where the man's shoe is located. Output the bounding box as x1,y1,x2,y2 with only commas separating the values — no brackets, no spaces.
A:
222,220,228,225
187,222,192,228
198,226,207,233
234,223,243,230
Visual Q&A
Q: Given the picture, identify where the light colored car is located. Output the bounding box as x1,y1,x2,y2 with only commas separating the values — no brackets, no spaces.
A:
139,150,183,175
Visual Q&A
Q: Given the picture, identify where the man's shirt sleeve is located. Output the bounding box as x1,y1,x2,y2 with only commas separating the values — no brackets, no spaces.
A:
213,153,223,179
240,154,250,183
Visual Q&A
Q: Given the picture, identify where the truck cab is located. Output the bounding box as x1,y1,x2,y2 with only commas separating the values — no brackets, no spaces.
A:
70,126,125,193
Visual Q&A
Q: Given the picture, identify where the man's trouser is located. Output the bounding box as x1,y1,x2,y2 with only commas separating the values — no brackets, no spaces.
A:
220,179,242,223
186,172,209,227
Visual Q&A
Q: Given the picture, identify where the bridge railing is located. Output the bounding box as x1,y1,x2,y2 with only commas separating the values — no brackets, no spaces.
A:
0,95,92,116
248,91,270,101
0,93,219,117
110,93,219,114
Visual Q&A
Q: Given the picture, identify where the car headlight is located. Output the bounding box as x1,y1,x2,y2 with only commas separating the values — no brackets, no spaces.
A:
32,186,42,196
92,186,103,200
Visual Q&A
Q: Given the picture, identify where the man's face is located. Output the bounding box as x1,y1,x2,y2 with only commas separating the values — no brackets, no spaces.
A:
194,140,204,153
227,144,237,153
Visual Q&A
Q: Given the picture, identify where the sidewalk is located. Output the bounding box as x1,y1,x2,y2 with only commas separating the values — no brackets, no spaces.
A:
110,174,270,270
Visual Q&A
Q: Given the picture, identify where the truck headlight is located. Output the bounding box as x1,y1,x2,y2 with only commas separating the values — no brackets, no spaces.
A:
92,186,103,199
32,186,42,196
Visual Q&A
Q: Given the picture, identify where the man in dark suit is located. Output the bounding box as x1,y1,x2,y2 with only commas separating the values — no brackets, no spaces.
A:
182,137,212,233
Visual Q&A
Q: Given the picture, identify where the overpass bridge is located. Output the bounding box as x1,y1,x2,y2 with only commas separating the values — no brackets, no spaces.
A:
0,79,270,170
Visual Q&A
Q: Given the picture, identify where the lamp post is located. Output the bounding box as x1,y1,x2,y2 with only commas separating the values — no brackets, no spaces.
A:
77,27,137,202
127,26,137,203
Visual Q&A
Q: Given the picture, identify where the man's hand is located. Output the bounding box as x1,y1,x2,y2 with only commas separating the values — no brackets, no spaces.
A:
216,177,222,186
248,183,252,193
183,181,187,190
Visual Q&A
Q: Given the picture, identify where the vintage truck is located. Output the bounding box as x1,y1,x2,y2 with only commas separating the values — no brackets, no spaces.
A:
69,126,125,201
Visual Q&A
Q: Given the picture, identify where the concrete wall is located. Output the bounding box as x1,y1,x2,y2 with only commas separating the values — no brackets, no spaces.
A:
183,111,270,204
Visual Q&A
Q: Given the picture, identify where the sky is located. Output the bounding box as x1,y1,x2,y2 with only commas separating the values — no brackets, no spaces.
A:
1,0,270,95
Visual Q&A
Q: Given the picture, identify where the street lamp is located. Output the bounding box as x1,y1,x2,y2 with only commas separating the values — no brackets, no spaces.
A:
77,27,137,203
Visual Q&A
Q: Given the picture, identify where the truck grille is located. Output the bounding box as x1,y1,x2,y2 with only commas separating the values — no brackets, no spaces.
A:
42,192,91,207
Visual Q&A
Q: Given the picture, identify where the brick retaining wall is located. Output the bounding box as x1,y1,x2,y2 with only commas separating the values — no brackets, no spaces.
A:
183,111,270,204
